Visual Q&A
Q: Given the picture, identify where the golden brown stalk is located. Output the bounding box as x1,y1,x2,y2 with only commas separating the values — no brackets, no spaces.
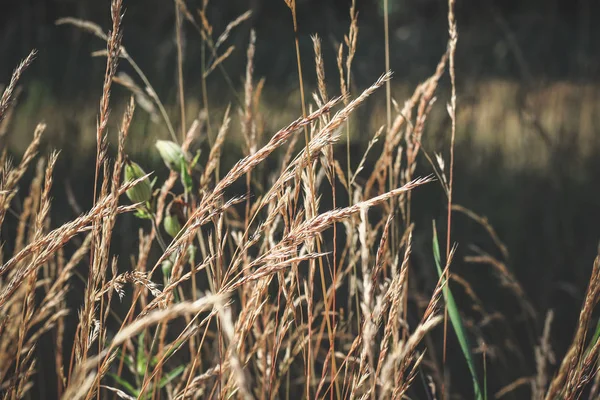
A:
443,0,458,379
0,123,45,227
174,0,186,141
240,31,258,311
215,301,253,400
263,73,391,213
151,98,341,274
383,0,391,134
203,46,234,78
312,35,328,107
282,2,321,392
567,327,600,398
343,0,358,210
0,171,38,383
351,126,384,186
56,17,178,143
532,310,555,399
214,10,253,52
80,0,123,378
13,151,58,381
89,98,135,399
242,30,257,156
225,176,432,293
94,0,123,171
14,161,40,256
545,252,600,399
112,294,224,349
0,177,145,308
387,249,454,399
353,205,377,397
375,230,412,380
0,85,21,141
0,49,37,123
201,105,231,189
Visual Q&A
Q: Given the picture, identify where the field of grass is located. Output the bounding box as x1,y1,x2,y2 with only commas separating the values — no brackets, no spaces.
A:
2,0,600,399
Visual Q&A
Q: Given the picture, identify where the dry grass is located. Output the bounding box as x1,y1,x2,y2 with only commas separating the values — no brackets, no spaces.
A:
2,0,600,399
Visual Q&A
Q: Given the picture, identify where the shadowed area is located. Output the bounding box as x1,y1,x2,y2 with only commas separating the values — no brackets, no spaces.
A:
2,0,600,399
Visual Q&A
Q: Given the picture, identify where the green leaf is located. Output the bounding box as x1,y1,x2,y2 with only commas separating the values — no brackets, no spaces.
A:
190,149,201,169
180,158,193,194
158,365,185,389
161,260,173,282
187,244,197,267
432,221,483,400
109,373,140,397
136,331,147,377
134,207,153,220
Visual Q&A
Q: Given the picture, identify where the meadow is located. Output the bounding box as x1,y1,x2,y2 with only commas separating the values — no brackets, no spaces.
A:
2,0,600,399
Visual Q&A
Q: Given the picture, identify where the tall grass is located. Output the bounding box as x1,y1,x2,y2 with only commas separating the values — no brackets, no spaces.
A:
1,0,600,399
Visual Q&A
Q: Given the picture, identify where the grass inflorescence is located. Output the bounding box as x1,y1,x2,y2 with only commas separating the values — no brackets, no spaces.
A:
1,1,600,399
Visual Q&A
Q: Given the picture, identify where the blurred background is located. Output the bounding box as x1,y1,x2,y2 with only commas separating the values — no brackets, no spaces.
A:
2,0,600,396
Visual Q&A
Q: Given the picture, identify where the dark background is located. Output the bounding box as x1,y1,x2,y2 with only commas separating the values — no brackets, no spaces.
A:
2,0,599,100
2,0,600,398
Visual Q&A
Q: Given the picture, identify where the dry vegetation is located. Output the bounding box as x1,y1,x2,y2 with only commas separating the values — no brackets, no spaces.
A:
2,0,600,399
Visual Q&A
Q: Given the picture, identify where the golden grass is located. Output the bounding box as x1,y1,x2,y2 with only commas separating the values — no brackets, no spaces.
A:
2,0,600,399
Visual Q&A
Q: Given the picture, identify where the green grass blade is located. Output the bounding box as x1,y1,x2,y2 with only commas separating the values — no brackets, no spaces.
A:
433,222,483,400
585,318,600,356
136,330,147,377
109,373,140,397
158,365,185,388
